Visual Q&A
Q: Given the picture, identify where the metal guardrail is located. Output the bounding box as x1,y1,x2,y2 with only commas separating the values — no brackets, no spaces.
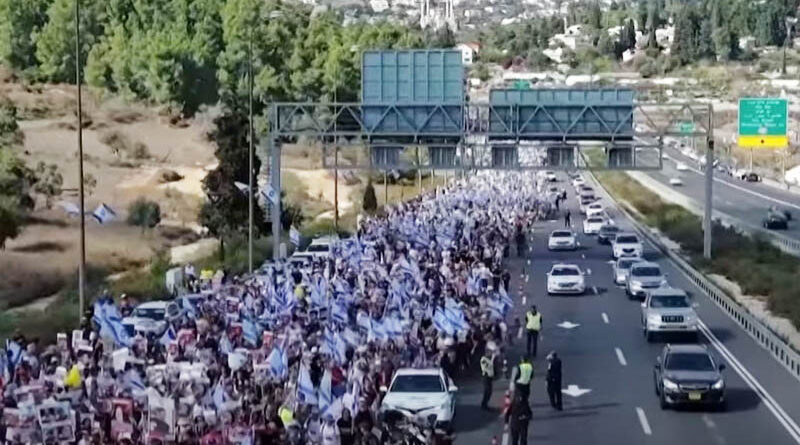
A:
588,172,800,383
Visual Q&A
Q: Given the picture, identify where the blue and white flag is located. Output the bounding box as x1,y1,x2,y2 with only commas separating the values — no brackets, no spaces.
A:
91,203,117,224
433,309,455,336
267,346,288,379
499,286,514,311
234,181,250,193
332,332,348,364
159,326,176,347
93,300,132,347
218,335,233,355
260,184,279,205
124,369,146,391
6,340,22,375
331,300,349,324
383,316,403,339
57,201,81,217
319,369,333,415
297,363,318,405
212,380,228,411
182,297,198,319
290,226,301,247
342,328,360,348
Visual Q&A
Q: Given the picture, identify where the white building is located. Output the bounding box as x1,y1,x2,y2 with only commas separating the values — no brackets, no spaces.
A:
456,42,480,65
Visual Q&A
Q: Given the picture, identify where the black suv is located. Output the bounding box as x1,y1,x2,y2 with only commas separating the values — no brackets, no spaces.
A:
654,344,726,410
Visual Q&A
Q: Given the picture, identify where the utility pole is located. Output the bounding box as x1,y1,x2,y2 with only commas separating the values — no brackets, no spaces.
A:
247,26,254,273
704,115,714,260
75,0,86,323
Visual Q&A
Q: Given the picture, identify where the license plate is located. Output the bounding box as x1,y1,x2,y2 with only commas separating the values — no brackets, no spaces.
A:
688,392,702,401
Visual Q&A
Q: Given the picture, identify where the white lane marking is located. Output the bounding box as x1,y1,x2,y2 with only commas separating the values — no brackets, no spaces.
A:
602,312,609,324
581,254,586,259
698,320,800,444
636,407,652,436
702,414,727,445
592,286,598,295
702,414,716,429
615,347,627,366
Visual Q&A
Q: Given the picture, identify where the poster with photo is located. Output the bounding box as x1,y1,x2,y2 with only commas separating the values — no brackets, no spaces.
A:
146,389,175,441
37,401,75,443
110,398,135,441
4,406,39,444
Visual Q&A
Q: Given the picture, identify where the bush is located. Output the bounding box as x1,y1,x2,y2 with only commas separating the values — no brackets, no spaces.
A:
131,142,150,159
127,198,161,228
639,59,659,78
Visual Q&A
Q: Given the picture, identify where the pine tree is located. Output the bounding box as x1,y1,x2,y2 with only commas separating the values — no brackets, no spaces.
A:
672,7,698,65
697,18,714,59
362,179,377,212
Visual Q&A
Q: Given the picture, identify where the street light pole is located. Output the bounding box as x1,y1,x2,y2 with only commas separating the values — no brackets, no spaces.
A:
248,26,254,274
75,0,86,323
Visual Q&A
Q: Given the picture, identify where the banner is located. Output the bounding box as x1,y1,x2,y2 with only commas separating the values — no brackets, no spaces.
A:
37,401,75,443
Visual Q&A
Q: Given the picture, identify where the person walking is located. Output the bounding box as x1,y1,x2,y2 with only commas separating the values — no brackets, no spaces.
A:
564,210,571,228
480,350,495,410
505,392,532,445
525,306,542,358
512,355,533,402
546,351,563,411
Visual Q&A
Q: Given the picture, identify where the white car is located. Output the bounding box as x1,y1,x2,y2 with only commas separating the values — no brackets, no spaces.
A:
572,176,586,189
545,171,557,182
547,264,587,295
613,256,642,285
582,216,606,235
122,301,175,337
380,368,457,425
675,163,688,171
300,235,339,259
626,261,669,300
641,288,698,342
612,233,643,259
548,230,577,250
669,177,683,186
585,202,605,218
661,153,669,160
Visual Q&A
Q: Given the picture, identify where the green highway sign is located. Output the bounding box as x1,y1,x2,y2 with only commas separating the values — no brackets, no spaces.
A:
738,98,788,148
513,80,530,90
678,121,695,134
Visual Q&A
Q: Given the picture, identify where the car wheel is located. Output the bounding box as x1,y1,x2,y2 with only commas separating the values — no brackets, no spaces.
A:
715,400,727,412
659,392,669,410
646,330,654,343
654,377,660,396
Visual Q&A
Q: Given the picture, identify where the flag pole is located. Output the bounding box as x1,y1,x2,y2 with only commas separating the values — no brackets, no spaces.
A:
76,0,87,324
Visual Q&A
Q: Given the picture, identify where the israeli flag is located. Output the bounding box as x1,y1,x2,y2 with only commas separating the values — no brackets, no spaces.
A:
297,363,318,405
433,309,455,336
268,346,288,379
159,326,177,347
234,181,250,193
57,201,81,217
319,369,333,415
242,318,260,347
124,369,146,391
260,184,279,205
91,203,117,224
384,316,403,339
93,300,132,347
332,332,348,365
182,297,198,319
499,286,514,310
289,226,301,247
342,328,360,348
218,335,233,355
331,301,349,324
6,340,22,372
212,380,228,411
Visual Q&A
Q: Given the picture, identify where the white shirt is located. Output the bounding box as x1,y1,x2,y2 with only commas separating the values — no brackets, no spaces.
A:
321,422,341,445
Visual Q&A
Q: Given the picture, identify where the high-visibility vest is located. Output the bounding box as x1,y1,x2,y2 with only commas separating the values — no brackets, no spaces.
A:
526,312,541,331
480,356,494,378
516,362,533,385
278,406,294,426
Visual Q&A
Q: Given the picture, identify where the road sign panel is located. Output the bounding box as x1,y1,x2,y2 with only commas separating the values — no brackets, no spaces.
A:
678,121,695,134
738,98,788,148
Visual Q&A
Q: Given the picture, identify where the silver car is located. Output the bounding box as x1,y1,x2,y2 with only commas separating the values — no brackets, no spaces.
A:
626,261,668,300
612,256,642,285
641,288,698,342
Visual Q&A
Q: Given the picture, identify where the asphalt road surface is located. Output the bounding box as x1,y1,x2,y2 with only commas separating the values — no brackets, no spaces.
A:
453,172,800,445
648,147,800,241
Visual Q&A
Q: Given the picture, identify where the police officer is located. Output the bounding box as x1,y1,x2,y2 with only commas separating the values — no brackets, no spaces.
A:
513,355,534,401
546,351,563,411
480,350,495,410
525,306,542,357
564,210,571,228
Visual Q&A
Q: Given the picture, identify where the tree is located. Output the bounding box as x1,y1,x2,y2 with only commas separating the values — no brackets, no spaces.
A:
597,33,617,58
755,2,786,47
621,19,637,51
35,0,104,83
198,106,268,257
0,0,52,71
645,0,663,31
0,99,33,248
0,196,23,250
672,7,699,65
362,179,377,212
32,162,62,209
588,2,603,29
697,18,714,59
127,198,161,229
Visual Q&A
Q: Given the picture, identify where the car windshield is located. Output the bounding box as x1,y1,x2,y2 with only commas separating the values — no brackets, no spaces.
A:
552,267,580,276
633,267,661,277
616,235,638,244
306,244,330,252
665,353,715,371
587,218,604,223
618,259,639,269
601,225,620,233
389,375,444,393
551,231,572,238
650,295,689,308
133,307,165,320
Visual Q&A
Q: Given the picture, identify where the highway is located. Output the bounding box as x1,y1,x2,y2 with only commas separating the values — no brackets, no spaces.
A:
647,146,800,241
454,172,800,445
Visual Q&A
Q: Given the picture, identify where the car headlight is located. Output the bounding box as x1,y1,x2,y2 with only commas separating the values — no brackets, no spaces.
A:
630,281,642,288
659,279,669,287
663,379,679,390
439,401,450,411
712,379,724,390
647,314,661,323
